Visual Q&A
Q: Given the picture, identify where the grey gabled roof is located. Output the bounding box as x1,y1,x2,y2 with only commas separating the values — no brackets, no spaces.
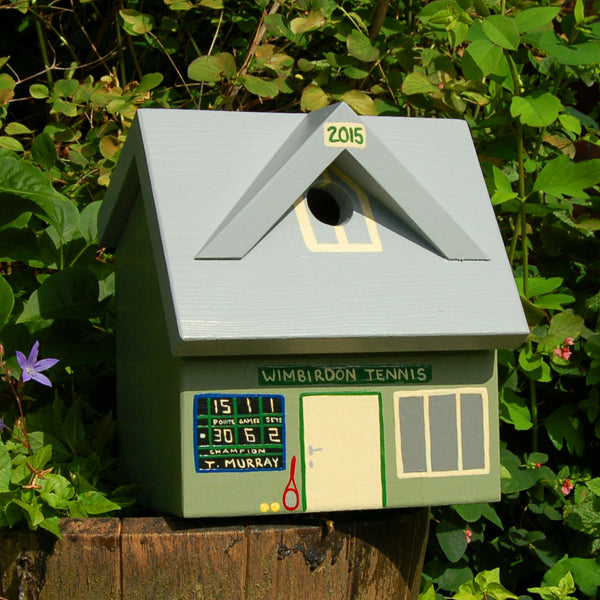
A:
99,104,528,357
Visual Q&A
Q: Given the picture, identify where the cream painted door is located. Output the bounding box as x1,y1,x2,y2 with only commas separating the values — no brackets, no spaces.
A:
301,393,383,512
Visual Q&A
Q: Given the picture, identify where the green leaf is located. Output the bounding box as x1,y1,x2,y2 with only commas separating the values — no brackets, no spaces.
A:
0,73,16,92
548,311,584,340
419,581,436,600
482,15,520,50
436,520,468,563
54,79,78,98
520,295,546,327
544,404,584,455
455,569,518,600
39,516,61,537
346,30,380,62
0,157,79,240
574,0,585,24
0,440,12,492
241,75,279,98
437,565,474,593
401,72,438,95
29,83,49,99
463,39,509,79
300,84,329,111
586,478,600,495
79,201,101,244
480,503,503,529
64,401,87,454
490,165,517,205
514,7,561,33
119,9,154,35
501,449,546,493
339,90,377,115
4,122,34,135
40,473,75,509
76,490,121,515
527,30,600,66
0,275,14,329
500,387,533,431
534,294,575,310
32,133,57,170
13,497,45,528
533,156,600,198
187,53,236,83
99,135,120,159
516,276,562,299
133,73,164,94
563,498,600,537
510,93,563,127
17,266,100,322
452,503,482,522
485,581,518,600
290,11,326,34
544,557,600,597
530,572,576,600
0,136,24,152
30,445,53,472
51,98,78,117
519,346,543,371
264,14,290,37
559,113,582,136
417,0,462,27
576,218,600,231
200,0,223,8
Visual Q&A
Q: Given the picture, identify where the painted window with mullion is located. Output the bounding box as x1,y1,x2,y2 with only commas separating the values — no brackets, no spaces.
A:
393,388,490,478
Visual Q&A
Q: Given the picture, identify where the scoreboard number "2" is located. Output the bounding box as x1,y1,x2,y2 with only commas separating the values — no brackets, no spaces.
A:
323,122,366,148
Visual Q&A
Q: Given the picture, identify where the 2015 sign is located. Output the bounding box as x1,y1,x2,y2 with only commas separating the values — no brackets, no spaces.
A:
323,122,366,148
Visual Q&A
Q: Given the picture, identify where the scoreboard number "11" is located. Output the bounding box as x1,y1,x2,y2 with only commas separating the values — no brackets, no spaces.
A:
323,122,366,148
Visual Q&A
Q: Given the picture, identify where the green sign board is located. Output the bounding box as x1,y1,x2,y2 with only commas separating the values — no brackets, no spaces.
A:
258,365,432,386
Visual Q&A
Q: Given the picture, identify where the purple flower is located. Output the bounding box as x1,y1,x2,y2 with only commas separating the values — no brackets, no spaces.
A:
16,341,59,387
0,416,5,432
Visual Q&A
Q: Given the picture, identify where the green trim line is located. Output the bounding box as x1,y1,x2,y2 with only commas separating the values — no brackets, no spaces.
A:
299,390,386,511
299,397,307,512
378,393,386,507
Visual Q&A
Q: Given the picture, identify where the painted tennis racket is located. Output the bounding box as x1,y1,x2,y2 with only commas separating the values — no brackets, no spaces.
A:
282,455,299,511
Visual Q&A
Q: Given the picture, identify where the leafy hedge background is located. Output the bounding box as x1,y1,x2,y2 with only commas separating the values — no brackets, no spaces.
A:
1,0,600,597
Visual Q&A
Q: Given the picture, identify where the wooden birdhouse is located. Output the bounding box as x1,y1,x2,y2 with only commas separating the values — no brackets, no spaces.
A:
98,103,528,518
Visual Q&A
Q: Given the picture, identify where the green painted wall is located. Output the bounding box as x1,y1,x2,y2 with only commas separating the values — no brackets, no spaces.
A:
115,193,184,515
177,351,498,518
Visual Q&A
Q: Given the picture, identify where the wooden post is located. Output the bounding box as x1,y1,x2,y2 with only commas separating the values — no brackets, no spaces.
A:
0,508,429,600
0,519,121,600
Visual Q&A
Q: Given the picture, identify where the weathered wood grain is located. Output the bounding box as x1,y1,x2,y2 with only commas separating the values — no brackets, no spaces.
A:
0,510,429,600
0,519,121,600
40,519,121,600
341,508,429,600
244,518,351,600
0,527,55,600
120,517,247,600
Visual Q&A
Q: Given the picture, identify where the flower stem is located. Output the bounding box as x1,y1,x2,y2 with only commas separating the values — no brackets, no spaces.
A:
530,375,538,453
7,378,32,454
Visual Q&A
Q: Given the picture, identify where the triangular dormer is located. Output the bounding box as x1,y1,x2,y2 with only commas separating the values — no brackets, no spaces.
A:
195,103,487,261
